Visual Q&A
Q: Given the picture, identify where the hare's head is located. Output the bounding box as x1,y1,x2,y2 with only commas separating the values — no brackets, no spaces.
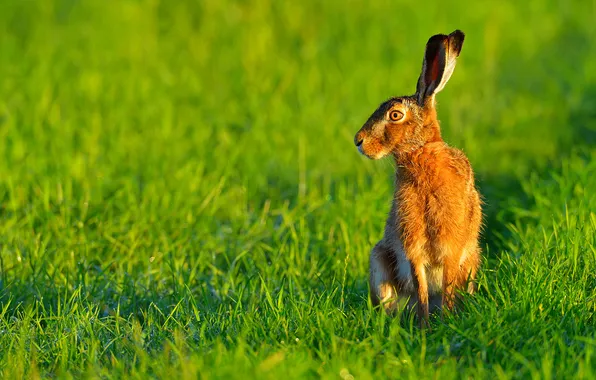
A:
354,30,465,159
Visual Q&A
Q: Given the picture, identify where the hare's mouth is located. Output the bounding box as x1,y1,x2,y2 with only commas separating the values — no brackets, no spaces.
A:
357,143,390,160
355,134,390,160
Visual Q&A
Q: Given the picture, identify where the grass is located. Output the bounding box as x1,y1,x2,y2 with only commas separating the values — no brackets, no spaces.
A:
0,0,595,378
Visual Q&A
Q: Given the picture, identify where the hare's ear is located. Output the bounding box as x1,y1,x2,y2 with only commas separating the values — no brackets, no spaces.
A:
415,30,465,106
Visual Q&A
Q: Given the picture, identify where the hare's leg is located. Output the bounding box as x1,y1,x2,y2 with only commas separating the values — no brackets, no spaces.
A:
461,190,482,295
443,242,481,311
459,245,480,294
441,245,464,311
438,246,480,317
369,245,399,313
410,261,430,328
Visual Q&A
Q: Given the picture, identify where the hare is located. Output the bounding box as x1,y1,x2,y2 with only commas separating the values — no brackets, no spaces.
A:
354,30,482,328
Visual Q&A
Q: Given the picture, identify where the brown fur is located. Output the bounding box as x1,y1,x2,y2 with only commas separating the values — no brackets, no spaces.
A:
354,30,482,328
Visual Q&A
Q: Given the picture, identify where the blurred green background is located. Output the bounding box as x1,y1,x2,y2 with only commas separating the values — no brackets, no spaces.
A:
0,0,595,378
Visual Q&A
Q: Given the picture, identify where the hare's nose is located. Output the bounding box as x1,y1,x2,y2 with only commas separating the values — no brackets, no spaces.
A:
355,135,364,147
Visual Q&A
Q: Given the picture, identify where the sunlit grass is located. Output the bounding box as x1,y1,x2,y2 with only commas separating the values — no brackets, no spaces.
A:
0,0,595,378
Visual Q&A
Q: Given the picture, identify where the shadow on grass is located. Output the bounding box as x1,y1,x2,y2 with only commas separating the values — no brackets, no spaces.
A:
478,21,596,258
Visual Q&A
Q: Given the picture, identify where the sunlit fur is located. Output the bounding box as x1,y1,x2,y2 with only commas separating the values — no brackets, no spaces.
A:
355,30,482,328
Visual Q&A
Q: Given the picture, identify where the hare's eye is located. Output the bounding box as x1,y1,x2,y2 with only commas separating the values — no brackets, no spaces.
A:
389,110,404,121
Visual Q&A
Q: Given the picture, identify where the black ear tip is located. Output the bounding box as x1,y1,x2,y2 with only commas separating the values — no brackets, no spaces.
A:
426,34,449,49
450,30,465,43
450,30,465,39
449,30,465,53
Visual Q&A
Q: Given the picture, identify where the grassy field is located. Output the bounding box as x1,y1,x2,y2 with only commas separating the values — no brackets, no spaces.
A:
0,0,595,378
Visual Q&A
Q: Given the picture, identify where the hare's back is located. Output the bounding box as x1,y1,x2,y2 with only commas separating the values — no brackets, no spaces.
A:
445,146,476,187
411,142,475,188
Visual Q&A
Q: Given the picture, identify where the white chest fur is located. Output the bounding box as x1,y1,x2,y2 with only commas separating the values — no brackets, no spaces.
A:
391,239,444,295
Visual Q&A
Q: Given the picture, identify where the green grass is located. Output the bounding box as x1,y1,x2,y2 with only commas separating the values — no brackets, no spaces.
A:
0,0,595,378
